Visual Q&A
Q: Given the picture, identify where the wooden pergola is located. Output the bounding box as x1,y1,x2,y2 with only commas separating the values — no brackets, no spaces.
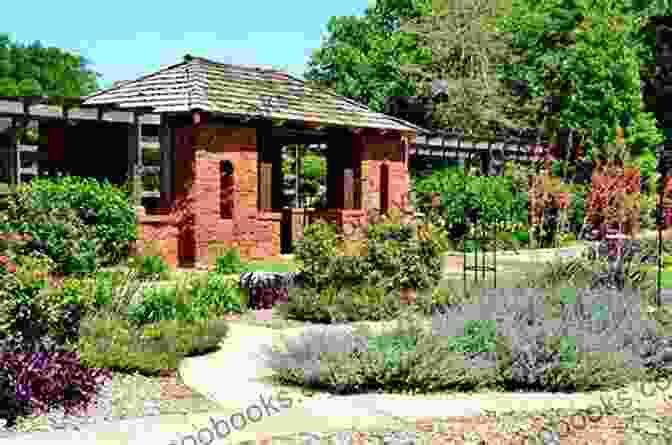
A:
0,95,161,204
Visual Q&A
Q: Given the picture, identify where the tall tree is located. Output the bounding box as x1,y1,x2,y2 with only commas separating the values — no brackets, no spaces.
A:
398,0,546,138
0,33,99,98
494,0,663,157
304,0,433,112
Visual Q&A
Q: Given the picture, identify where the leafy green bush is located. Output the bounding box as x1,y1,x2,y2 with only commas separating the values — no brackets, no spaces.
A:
412,167,528,227
24,176,136,265
77,315,229,375
127,272,243,325
127,286,189,325
128,254,171,281
446,319,498,355
92,271,117,309
189,272,244,318
365,333,418,370
640,193,657,231
0,189,99,274
638,149,657,189
0,257,58,340
568,189,587,232
295,216,446,295
277,286,411,323
95,269,145,317
293,223,339,290
215,248,245,274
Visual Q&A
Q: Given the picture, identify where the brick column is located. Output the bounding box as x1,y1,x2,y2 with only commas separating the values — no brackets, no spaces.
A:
359,129,413,215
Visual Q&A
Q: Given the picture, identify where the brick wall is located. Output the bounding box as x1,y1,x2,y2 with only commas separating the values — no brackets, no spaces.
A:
134,208,179,268
158,124,281,267
358,129,412,214
134,121,413,268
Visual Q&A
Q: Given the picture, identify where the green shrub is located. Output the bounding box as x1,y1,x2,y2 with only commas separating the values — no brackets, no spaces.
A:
295,217,446,294
446,319,498,355
512,229,530,244
27,275,108,340
425,283,479,316
0,189,99,274
77,315,229,376
558,232,577,247
366,221,447,292
95,269,145,316
128,254,171,281
127,272,244,325
640,193,657,231
568,188,588,231
266,298,649,395
365,333,418,369
215,248,245,274
394,239,443,290
127,286,189,325
638,149,657,188
25,176,136,265
0,255,62,339
263,320,499,394
277,286,409,323
293,223,339,289
92,271,117,309
188,272,244,318
412,167,528,227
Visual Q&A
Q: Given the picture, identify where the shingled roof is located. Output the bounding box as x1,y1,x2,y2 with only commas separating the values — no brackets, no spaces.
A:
82,55,422,133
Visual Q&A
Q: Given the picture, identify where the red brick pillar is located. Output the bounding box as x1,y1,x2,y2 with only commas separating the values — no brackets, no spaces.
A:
173,126,197,266
359,129,412,215
186,123,261,266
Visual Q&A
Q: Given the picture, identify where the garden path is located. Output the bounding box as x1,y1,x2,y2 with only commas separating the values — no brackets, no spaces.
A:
5,312,671,445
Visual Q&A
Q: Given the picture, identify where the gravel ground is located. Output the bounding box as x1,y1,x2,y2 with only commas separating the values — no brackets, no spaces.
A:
0,372,222,437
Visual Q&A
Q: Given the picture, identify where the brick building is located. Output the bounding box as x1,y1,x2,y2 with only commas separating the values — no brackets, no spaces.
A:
13,55,421,268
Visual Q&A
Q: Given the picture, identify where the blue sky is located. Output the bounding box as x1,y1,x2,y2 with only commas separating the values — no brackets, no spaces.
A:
1,0,373,90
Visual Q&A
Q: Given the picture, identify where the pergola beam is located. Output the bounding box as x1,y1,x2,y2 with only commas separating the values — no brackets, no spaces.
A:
0,96,159,123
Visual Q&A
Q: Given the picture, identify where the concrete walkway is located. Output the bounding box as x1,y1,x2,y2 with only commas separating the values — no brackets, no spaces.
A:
5,321,671,445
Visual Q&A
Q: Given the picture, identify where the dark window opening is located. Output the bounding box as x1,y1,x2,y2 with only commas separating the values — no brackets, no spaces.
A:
220,160,234,219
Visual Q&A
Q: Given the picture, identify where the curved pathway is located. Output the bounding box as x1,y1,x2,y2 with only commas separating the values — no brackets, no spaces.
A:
4,320,670,444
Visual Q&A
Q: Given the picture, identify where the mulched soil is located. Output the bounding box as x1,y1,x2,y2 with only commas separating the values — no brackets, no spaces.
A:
158,369,201,401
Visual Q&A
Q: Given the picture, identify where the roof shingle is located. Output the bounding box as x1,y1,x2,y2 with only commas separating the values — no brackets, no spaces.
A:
83,56,422,132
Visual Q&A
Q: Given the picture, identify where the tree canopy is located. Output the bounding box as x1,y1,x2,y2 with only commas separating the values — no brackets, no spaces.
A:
399,0,545,137
495,0,663,156
305,0,667,153
304,0,434,112
0,34,100,98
